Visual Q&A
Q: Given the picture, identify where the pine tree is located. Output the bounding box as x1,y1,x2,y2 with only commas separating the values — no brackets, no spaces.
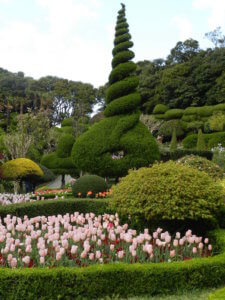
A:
71,4,160,178
197,128,206,151
170,127,177,152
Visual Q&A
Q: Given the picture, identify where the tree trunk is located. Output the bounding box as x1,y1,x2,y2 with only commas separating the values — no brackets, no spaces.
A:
61,174,65,188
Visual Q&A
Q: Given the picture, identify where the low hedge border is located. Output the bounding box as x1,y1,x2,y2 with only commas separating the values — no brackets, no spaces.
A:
0,230,224,299
0,198,111,219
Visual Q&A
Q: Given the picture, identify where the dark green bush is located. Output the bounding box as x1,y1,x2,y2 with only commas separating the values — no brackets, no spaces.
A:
154,114,167,120
110,161,224,229
106,76,139,103
109,62,136,84
114,33,131,45
72,175,108,198
164,109,184,120
0,198,111,220
182,114,198,122
186,121,204,132
184,107,199,115
112,50,135,68
112,41,134,56
183,132,225,149
61,118,74,127
115,27,129,37
197,129,206,151
56,134,75,158
177,155,224,180
36,164,56,184
160,149,213,162
60,126,74,135
152,104,168,114
214,103,225,111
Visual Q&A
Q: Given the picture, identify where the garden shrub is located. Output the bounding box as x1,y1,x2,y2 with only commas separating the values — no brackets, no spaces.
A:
71,4,159,178
152,104,168,114
208,286,225,300
177,155,224,180
60,126,74,135
36,165,56,184
1,158,43,181
153,114,167,120
186,121,204,132
109,161,224,232
208,112,225,132
170,128,177,152
56,134,75,158
61,117,74,127
183,132,225,149
181,114,198,122
72,175,108,198
197,129,206,151
160,149,213,162
158,120,184,138
164,109,184,120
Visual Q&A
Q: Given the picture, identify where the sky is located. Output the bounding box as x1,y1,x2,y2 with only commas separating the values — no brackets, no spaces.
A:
0,0,225,88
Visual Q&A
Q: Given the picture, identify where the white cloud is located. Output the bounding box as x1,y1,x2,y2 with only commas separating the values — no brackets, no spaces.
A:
0,0,110,87
172,16,193,41
193,0,225,29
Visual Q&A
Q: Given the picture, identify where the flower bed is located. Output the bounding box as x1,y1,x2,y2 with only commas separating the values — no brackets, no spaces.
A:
0,193,32,206
0,212,212,268
32,189,72,200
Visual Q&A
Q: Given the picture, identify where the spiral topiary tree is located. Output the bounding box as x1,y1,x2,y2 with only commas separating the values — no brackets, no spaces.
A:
71,4,159,178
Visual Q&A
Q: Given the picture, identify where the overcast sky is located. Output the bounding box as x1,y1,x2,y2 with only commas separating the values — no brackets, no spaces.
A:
0,0,225,88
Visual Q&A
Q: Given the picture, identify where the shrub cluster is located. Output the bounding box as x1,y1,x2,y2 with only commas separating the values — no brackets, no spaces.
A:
183,132,225,149
159,149,213,162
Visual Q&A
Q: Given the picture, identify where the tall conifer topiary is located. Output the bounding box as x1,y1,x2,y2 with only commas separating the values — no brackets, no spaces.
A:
197,128,206,151
71,4,159,178
170,127,177,152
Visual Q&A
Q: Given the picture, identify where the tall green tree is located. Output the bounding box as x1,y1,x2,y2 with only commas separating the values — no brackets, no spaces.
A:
71,3,159,178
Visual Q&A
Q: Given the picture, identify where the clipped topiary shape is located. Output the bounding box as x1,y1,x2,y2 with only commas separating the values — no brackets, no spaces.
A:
56,134,75,158
197,128,206,151
1,158,43,180
109,161,224,228
72,175,108,198
177,155,224,180
71,4,159,178
36,164,57,184
152,104,168,115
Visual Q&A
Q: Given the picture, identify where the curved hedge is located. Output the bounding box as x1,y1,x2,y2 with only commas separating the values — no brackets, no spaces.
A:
56,134,75,158
153,104,168,114
1,158,43,180
72,175,108,198
0,229,224,299
183,132,225,149
164,109,184,120
71,3,159,178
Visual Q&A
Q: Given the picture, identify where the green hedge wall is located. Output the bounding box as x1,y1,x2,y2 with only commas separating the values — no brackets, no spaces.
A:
183,132,225,149
0,230,224,299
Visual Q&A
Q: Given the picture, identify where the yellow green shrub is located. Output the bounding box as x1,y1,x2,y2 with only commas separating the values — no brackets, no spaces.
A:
1,158,43,180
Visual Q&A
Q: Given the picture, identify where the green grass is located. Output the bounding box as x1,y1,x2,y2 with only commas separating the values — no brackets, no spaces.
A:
101,288,216,299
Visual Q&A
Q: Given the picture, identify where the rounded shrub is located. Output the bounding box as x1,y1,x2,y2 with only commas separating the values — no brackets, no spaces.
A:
61,118,74,127
109,161,224,231
177,155,224,180
72,175,108,198
37,164,57,184
152,104,168,114
1,158,43,180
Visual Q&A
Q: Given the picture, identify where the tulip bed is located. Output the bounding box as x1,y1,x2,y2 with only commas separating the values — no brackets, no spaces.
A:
0,212,213,268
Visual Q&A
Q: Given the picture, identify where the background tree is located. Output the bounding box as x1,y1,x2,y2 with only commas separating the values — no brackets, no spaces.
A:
71,3,160,178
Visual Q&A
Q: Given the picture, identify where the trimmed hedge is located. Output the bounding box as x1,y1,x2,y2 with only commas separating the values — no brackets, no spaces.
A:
152,104,168,114
160,149,213,162
164,109,184,120
72,175,108,198
183,132,225,149
109,62,136,84
0,230,224,299
56,134,75,158
0,198,111,219
112,41,134,56
111,50,135,68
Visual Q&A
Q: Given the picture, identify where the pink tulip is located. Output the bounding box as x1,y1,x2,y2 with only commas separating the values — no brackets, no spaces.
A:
208,244,212,251
96,250,101,259
22,256,30,264
110,244,115,251
56,252,62,261
81,251,87,259
118,250,124,259
170,250,176,257
89,253,94,260
71,245,78,254
173,239,179,247
176,232,180,239
192,247,197,254
10,258,17,268
198,243,204,250
40,257,45,264
204,238,209,244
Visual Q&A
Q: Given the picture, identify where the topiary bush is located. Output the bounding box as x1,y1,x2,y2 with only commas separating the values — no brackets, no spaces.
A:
164,109,184,120
1,158,43,181
183,132,225,149
61,118,74,127
56,134,75,158
152,104,168,114
158,120,185,138
177,155,224,180
71,4,159,178
109,161,224,232
72,175,108,198
36,164,57,184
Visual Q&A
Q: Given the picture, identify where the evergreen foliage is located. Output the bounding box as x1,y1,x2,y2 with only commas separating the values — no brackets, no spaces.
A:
72,175,108,198
197,129,206,151
71,3,159,177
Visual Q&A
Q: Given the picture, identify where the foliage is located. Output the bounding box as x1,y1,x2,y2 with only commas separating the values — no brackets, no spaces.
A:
197,129,206,151
72,175,108,198
158,120,185,138
164,109,184,120
1,158,43,180
212,144,225,171
160,149,213,162
152,104,168,114
183,132,225,149
186,121,204,133
208,287,225,300
109,161,224,226
208,111,225,132
177,155,224,180
36,165,57,184
170,128,177,152
56,134,75,158
72,4,159,177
